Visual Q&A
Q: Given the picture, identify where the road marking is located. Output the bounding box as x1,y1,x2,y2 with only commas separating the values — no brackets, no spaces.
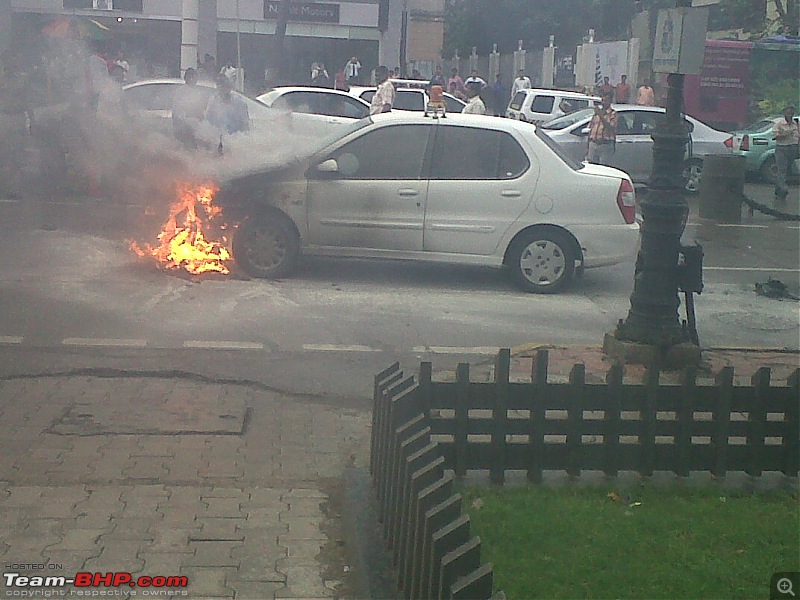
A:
0,199,20,204
302,344,381,352
62,338,148,347
182,341,265,350
0,336,23,344
413,346,501,355
704,267,800,273
715,224,769,229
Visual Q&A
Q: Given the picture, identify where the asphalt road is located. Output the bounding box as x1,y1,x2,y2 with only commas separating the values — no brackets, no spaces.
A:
0,183,797,404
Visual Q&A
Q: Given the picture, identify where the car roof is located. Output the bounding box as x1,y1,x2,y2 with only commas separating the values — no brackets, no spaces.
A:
262,86,370,99
347,85,467,106
518,88,600,100
368,111,536,133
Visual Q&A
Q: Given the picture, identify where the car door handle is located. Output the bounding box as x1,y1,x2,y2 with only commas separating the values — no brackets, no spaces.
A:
753,139,768,145
398,189,420,197
501,190,522,197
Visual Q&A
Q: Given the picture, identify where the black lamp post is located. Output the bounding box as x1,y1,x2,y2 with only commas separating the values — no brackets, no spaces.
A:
609,0,701,362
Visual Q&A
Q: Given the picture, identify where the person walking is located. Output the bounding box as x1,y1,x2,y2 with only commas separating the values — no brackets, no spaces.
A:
511,69,531,98
205,74,250,135
464,70,487,90
491,73,509,116
597,76,614,98
586,92,617,166
344,56,361,85
428,65,446,90
462,83,486,115
615,75,631,104
772,105,799,204
636,80,655,106
172,68,207,148
369,65,395,115
447,68,465,96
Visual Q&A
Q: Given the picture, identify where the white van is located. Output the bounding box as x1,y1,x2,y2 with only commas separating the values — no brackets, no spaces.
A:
506,88,600,123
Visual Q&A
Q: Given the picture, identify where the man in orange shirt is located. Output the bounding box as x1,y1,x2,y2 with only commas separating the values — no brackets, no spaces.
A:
636,80,655,106
586,92,618,166
615,75,631,104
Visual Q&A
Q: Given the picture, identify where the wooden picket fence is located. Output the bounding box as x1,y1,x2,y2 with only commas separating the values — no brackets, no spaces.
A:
370,349,799,598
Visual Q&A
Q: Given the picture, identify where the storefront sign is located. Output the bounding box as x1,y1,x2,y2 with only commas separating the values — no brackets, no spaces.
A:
698,42,752,98
264,1,340,24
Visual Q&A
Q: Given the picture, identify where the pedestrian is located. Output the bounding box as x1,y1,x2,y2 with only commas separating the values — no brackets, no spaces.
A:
615,74,631,104
597,76,614,98
636,80,655,106
448,81,467,102
411,69,422,80
204,73,250,135
114,52,130,82
586,92,618,166
464,70,487,90
428,65,446,90
198,54,217,81
447,68,465,96
311,62,330,87
333,70,349,91
491,73,509,116
344,56,361,84
511,69,531,98
462,83,486,115
772,105,799,204
369,65,394,115
392,66,401,78
172,68,206,148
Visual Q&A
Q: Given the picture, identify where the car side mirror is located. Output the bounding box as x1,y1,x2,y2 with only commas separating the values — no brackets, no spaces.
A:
316,159,339,173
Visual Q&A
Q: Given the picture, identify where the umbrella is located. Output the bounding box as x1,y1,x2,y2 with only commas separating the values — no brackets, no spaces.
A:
42,16,112,40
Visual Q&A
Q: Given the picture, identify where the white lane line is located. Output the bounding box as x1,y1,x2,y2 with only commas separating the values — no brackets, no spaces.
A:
62,338,148,347
0,199,20,204
183,341,265,350
413,346,501,355
302,344,381,352
0,336,23,344
704,267,800,273
715,224,769,229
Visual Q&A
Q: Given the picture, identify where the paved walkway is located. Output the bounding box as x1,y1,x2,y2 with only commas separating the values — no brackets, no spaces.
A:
0,346,797,599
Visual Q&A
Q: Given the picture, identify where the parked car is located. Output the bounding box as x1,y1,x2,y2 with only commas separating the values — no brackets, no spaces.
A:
122,79,350,138
540,104,735,192
346,85,466,114
732,116,800,183
213,113,639,294
256,86,371,121
506,88,600,123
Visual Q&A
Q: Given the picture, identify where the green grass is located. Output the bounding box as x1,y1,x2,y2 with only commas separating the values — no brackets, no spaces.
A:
462,484,799,600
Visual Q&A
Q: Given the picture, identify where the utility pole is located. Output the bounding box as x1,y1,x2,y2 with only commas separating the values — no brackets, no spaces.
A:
606,0,704,366
271,0,291,83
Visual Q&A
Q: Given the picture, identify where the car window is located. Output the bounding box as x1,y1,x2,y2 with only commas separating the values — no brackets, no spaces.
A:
124,84,180,111
540,108,594,130
744,119,778,133
273,91,315,113
530,95,555,114
629,111,662,134
509,92,526,111
536,127,582,170
335,97,370,119
359,90,375,103
431,126,529,180
327,124,431,179
394,90,425,111
443,95,464,113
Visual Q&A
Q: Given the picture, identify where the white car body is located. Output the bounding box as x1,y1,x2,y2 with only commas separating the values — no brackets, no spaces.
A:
506,88,601,123
256,86,371,124
217,113,640,292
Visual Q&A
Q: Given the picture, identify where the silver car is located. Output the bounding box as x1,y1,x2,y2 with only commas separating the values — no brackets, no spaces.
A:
540,104,735,192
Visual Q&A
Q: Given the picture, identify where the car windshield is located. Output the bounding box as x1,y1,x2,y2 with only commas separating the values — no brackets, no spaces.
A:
540,108,594,130
535,126,582,170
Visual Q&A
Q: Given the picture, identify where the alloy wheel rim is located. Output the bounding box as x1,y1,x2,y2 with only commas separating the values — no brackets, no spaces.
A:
247,225,287,270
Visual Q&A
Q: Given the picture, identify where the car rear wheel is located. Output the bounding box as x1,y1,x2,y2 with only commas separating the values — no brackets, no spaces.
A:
232,213,300,279
759,156,777,185
507,229,575,294
682,159,703,194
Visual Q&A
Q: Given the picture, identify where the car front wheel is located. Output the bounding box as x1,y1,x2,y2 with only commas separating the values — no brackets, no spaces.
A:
232,213,300,279
507,229,576,294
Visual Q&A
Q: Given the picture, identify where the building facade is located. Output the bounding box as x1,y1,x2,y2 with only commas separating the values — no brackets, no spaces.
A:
4,0,444,91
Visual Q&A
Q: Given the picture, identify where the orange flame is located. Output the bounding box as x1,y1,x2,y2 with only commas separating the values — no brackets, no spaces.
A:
130,182,231,275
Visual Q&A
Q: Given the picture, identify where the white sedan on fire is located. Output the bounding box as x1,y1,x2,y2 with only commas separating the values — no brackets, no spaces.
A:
214,113,639,293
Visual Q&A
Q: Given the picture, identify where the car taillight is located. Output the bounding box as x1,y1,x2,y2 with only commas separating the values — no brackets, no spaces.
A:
740,135,749,151
724,136,734,149
617,179,636,224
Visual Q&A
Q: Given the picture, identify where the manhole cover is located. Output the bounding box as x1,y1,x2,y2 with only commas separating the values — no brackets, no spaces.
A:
712,311,799,332
49,378,248,435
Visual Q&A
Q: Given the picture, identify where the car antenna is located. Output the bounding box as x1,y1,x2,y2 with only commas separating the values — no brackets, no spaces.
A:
217,135,224,157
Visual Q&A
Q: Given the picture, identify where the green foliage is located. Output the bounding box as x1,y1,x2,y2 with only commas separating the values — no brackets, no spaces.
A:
755,78,800,117
749,49,800,119
463,485,800,599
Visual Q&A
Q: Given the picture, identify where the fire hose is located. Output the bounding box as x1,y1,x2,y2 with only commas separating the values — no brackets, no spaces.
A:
741,191,800,221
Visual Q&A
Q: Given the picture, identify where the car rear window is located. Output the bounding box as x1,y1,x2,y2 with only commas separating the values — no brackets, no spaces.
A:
430,126,529,180
530,95,555,114
394,90,425,111
536,127,582,171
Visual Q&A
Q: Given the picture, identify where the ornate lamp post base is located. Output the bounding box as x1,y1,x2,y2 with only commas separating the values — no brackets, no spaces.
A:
605,72,701,368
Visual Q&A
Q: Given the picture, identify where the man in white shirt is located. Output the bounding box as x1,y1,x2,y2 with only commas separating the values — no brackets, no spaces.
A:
511,70,531,98
344,56,361,84
464,70,487,89
462,83,486,115
370,66,395,115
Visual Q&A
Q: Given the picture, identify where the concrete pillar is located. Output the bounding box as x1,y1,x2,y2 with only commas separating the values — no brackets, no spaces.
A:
181,0,199,75
197,0,218,65
488,44,500,81
542,45,555,88
513,40,526,75
627,37,640,90
469,46,478,73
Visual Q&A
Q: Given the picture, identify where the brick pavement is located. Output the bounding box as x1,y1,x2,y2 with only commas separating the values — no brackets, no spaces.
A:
0,375,371,599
